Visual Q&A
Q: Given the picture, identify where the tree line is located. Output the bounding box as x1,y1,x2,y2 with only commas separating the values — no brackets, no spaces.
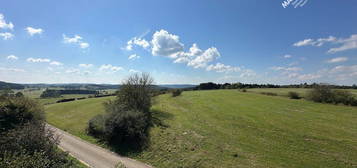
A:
191,82,357,90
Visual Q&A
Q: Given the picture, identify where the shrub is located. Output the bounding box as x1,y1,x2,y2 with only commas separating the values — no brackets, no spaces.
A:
306,85,334,103
172,89,182,97
0,123,75,168
332,90,357,106
240,89,247,92
288,91,301,99
307,85,357,106
260,92,277,96
88,73,154,148
116,73,154,117
0,96,44,132
0,96,76,167
104,108,149,145
87,114,106,138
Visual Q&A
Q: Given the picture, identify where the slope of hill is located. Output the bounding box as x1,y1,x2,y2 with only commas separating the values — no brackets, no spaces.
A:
0,81,25,89
45,90,357,168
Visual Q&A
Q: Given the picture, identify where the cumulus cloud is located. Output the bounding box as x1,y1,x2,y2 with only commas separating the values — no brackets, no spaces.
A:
0,67,25,72
0,32,14,40
326,57,348,63
7,55,18,60
128,54,140,60
294,34,357,53
0,14,14,30
125,37,150,51
25,27,43,36
63,34,89,49
99,64,123,72
79,64,93,68
50,61,63,66
27,57,50,63
125,29,254,77
151,29,184,57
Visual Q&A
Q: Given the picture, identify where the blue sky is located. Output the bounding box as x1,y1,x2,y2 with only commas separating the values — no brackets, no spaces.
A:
1,0,357,85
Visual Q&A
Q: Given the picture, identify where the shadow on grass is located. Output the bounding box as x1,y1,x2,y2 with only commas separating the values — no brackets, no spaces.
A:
151,109,174,128
100,109,174,156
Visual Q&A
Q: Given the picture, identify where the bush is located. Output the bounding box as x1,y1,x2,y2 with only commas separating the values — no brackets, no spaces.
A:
88,73,154,148
288,92,301,99
116,73,154,117
172,89,182,97
0,123,75,168
0,96,76,167
87,114,106,138
240,89,247,92
0,96,44,132
104,108,149,145
260,92,277,96
307,85,357,106
306,85,334,103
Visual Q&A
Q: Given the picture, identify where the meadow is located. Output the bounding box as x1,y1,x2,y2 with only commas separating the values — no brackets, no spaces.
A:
247,88,357,97
45,89,357,168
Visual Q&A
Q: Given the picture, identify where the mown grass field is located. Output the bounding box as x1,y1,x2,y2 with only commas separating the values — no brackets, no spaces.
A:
247,88,357,97
45,90,357,168
45,96,114,143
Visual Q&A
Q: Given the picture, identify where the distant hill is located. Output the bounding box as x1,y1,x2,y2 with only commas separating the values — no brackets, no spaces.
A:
0,81,195,90
0,81,25,89
158,84,196,89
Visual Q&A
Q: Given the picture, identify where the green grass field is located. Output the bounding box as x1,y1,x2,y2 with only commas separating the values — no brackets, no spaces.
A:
45,90,357,168
45,96,114,143
247,88,357,97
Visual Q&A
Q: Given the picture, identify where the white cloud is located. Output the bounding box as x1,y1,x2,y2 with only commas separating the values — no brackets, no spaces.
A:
128,54,140,60
283,54,292,58
27,57,50,63
293,39,314,47
125,37,150,50
66,69,80,74
25,27,43,36
63,34,82,43
297,73,322,80
79,64,93,68
99,64,123,72
293,36,336,47
63,34,89,49
129,69,140,73
326,57,348,63
206,63,241,73
0,67,25,72
294,34,357,53
270,66,302,71
80,42,89,49
0,32,14,40
329,65,357,74
175,44,221,68
328,34,357,53
0,14,14,30
151,29,184,57
50,61,63,66
7,55,18,60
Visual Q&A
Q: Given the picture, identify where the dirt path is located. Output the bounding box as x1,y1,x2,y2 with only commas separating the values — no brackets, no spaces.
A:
47,124,153,168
